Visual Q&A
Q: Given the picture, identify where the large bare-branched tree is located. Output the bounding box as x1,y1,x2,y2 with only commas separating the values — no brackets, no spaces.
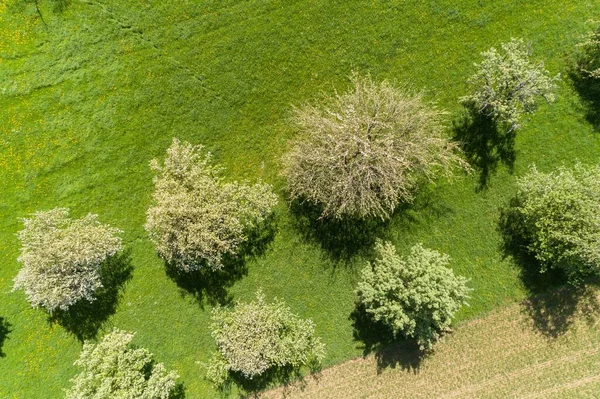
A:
283,74,467,220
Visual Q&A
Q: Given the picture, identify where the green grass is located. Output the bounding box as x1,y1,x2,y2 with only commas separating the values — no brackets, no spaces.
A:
1,0,600,397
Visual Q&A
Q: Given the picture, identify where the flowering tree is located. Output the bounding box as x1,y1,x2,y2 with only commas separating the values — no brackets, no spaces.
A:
145,138,278,272
206,291,325,386
13,208,122,313
461,38,559,132
65,329,179,399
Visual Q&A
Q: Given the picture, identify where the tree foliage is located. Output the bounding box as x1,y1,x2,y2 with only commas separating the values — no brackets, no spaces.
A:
145,138,278,272
283,73,467,220
206,291,325,386
500,164,600,283
65,329,179,399
356,241,470,350
577,21,600,79
13,208,123,313
461,38,559,132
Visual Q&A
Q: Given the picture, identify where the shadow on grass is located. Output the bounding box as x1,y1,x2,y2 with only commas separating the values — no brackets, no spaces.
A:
498,205,600,338
165,256,248,309
0,317,12,357
166,216,277,308
350,303,424,374
50,251,133,341
570,66,600,130
388,184,454,234
289,185,453,271
170,382,186,399
288,199,387,267
452,105,516,189
50,0,71,13
522,282,600,339
217,362,321,398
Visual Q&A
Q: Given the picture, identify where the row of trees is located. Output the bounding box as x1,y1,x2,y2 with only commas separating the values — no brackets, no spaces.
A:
10,28,600,395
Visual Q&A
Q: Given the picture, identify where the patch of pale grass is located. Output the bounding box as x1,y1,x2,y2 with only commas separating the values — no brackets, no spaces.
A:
262,286,600,399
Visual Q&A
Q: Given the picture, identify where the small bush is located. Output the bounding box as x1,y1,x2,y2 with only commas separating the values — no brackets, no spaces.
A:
65,329,179,399
145,138,278,272
500,164,600,284
461,38,559,132
356,241,470,350
283,73,467,220
13,208,122,313
206,291,325,387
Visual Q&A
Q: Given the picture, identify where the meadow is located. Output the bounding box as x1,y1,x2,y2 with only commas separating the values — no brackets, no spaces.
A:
1,0,600,397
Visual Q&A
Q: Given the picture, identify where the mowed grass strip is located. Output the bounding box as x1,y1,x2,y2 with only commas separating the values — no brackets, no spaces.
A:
262,287,600,399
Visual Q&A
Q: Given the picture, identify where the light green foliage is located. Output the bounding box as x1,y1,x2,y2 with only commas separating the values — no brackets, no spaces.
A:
65,329,179,399
578,22,600,78
461,38,559,132
13,208,122,313
145,138,278,272
501,164,600,283
206,291,325,386
283,73,467,220
356,241,470,350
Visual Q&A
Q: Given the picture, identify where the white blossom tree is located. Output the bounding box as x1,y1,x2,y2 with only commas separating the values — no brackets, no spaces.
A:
460,38,559,132
145,138,278,272
577,22,600,78
206,291,325,387
65,329,179,399
13,208,123,313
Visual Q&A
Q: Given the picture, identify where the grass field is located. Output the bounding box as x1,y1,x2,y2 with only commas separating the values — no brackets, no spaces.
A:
263,286,600,399
1,0,600,397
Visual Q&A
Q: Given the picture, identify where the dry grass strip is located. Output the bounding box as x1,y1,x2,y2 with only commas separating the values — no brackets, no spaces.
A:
262,286,600,399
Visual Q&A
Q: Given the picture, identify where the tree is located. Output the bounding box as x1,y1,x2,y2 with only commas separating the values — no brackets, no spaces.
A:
499,164,600,284
145,138,278,272
65,329,179,399
13,208,122,313
283,73,467,220
206,291,325,387
460,38,559,132
356,241,470,350
577,21,600,79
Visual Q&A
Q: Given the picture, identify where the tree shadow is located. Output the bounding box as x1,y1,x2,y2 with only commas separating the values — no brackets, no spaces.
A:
0,317,12,357
349,303,424,374
498,203,600,338
569,62,600,130
288,199,388,267
50,250,134,341
452,105,516,189
387,183,454,234
50,0,71,13
521,282,600,339
165,256,248,309
169,382,186,399
217,361,321,398
165,216,277,308
288,185,453,271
